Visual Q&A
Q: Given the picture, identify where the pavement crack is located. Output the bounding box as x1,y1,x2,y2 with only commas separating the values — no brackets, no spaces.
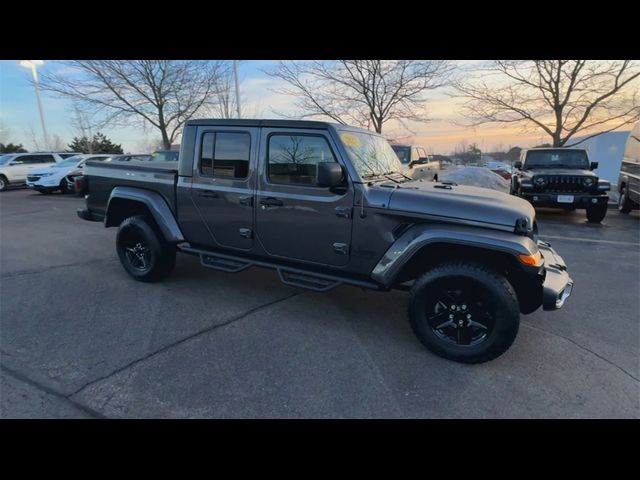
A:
521,322,640,383
1,259,117,279
68,290,305,398
0,363,107,419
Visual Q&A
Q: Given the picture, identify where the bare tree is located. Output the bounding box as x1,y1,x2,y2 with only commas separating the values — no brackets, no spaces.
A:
39,60,227,149
266,60,453,133
0,121,13,145
455,60,640,147
70,104,94,153
24,125,65,151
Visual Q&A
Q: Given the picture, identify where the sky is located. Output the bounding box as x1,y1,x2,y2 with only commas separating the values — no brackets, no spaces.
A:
0,60,631,154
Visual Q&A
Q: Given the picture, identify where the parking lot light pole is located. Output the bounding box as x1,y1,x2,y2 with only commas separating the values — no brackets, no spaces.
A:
20,60,49,150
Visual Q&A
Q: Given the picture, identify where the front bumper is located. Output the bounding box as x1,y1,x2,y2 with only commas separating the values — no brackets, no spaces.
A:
520,191,608,208
27,176,63,190
538,240,573,310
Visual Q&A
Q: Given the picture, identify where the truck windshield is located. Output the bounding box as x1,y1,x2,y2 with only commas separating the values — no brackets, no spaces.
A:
339,131,404,178
525,150,589,169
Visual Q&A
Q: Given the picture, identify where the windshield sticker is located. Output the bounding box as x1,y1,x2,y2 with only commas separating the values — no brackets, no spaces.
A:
340,133,361,148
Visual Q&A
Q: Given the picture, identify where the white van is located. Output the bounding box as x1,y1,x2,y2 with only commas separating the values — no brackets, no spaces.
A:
617,122,640,213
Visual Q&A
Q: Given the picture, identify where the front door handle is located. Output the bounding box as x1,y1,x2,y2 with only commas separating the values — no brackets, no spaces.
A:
197,191,219,199
239,196,253,206
259,197,283,207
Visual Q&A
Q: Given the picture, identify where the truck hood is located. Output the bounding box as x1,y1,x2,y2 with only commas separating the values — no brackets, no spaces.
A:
385,180,536,231
520,168,596,178
30,165,77,177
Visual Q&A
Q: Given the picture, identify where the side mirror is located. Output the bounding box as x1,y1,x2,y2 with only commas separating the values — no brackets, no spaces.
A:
514,161,522,169
317,162,344,188
590,161,598,170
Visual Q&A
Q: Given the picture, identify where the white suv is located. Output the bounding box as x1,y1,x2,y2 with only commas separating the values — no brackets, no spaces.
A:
0,152,79,191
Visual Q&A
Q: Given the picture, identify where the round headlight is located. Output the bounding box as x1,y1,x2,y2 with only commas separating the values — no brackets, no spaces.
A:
583,177,595,187
534,176,546,186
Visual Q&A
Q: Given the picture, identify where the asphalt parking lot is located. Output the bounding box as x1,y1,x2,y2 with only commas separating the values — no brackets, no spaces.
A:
1,188,638,418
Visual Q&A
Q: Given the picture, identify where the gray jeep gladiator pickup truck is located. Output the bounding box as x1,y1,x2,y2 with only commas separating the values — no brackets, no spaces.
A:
78,119,573,363
511,147,611,223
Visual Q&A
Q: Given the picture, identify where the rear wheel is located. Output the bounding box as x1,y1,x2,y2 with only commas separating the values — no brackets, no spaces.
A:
618,188,633,214
0,175,7,192
408,262,520,364
116,215,176,282
586,203,607,223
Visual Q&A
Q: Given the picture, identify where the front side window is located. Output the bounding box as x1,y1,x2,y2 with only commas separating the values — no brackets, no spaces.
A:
391,146,410,164
200,132,250,179
268,134,336,185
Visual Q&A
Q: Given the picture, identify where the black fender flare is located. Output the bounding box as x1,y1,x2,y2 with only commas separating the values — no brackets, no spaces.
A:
371,224,538,286
105,186,184,242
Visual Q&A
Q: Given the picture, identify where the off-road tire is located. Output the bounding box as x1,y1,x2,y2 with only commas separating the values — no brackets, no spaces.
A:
408,261,520,364
618,188,633,214
586,203,607,223
116,215,176,282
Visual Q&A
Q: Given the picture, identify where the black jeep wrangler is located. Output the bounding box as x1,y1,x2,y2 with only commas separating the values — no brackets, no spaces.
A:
511,148,611,223
77,119,573,364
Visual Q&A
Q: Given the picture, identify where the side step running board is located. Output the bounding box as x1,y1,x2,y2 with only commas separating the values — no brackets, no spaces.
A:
278,269,341,292
201,253,252,273
180,245,382,292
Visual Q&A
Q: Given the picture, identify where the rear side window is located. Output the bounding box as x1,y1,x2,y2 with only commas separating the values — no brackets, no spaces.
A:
23,155,55,164
200,132,250,179
267,134,336,185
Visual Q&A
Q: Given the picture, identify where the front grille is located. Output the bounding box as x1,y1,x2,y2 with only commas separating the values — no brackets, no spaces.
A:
27,174,42,182
535,175,591,193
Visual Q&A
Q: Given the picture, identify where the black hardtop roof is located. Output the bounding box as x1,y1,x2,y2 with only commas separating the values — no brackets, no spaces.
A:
185,118,376,135
525,147,587,152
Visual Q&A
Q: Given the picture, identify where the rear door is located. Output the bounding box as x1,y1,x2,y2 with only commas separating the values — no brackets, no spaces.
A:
255,128,354,267
12,154,55,181
189,126,257,250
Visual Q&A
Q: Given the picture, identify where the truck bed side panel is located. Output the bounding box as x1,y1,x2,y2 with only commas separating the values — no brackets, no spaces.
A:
85,161,178,217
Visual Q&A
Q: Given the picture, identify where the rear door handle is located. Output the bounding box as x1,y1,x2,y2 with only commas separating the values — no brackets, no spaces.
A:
259,197,283,207
197,191,219,199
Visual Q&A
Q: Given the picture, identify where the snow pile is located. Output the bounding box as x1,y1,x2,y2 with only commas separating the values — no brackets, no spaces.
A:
439,166,510,193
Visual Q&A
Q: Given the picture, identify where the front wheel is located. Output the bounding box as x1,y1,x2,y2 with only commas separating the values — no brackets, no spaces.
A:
0,175,7,192
408,262,520,364
586,203,607,223
618,188,633,214
116,215,176,282
59,178,69,194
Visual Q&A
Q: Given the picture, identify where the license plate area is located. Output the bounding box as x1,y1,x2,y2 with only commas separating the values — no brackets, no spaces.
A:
557,195,574,203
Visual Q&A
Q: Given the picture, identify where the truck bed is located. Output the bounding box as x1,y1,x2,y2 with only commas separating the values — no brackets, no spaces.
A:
84,160,179,217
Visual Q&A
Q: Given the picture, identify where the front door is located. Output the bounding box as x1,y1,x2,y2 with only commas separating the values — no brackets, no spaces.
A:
255,128,354,267
190,126,257,250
